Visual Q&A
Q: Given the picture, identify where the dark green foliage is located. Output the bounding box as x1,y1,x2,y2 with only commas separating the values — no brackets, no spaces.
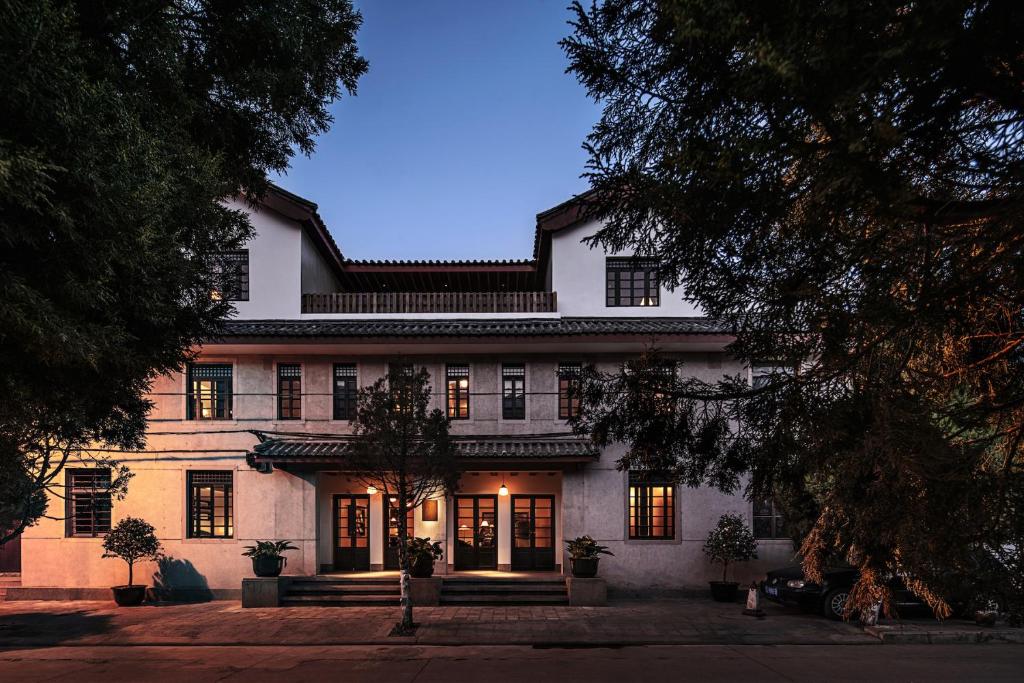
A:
703,514,758,583
566,535,614,560
348,366,459,632
102,516,161,586
0,1,366,539
564,0,1024,620
242,540,299,559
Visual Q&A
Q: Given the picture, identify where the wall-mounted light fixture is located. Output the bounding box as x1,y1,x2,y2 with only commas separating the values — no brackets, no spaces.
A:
422,498,439,522
498,480,509,496
366,485,378,495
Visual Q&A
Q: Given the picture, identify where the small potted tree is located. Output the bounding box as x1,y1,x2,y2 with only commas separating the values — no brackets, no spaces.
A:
566,535,614,578
102,517,162,606
703,513,758,602
242,540,298,577
406,537,443,578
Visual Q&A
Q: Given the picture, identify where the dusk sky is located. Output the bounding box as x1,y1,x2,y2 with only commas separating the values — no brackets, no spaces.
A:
270,2,600,261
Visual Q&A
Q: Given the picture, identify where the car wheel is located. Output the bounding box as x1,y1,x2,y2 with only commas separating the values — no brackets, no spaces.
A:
822,588,849,620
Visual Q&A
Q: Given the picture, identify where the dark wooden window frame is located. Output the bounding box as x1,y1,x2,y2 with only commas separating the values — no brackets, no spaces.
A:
211,250,250,301
277,363,302,421
333,363,358,421
66,468,112,538
187,470,234,539
628,473,676,540
753,498,787,539
446,364,470,419
501,363,526,420
186,363,233,420
558,362,582,420
606,257,660,307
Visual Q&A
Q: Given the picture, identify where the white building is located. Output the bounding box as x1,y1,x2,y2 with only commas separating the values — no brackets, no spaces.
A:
18,185,794,600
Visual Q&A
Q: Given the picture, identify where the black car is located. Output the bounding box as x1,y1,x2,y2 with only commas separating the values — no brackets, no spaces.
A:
761,566,928,620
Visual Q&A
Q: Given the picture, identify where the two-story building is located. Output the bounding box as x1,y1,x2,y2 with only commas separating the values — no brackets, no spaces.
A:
18,184,794,599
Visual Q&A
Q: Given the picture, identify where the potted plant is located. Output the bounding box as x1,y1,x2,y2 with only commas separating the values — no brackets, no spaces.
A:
242,540,298,577
703,513,758,602
102,517,162,607
566,535,614,578
406,537,443,578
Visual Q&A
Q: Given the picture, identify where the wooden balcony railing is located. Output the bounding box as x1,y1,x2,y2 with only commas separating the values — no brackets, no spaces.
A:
301,291,558,314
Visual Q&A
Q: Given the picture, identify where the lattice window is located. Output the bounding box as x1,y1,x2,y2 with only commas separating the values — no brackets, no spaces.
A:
333,363,358,420
210,250,249,301
187,471,234,538
66,469,112,538
187,364,233,420
628,473,675,540
558,362,582,419
502,363,526,420
446,364,470,419
753,498,787,539
606,257,660,307
277,363,302,420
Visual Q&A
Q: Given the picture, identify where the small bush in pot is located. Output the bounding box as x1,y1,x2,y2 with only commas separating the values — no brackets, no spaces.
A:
102,517,162,606
567,535,614,578
703,513,758,602
242,540,298,577
406,537,443,578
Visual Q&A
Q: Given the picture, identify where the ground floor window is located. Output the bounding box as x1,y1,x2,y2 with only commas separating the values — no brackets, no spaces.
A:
187,471,234,538
66,469,112,537
753,497,787,539
628,473,675,540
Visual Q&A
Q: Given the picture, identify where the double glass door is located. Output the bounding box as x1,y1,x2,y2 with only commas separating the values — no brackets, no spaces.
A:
454,495,497,569
384,498,416,570
333,494,370,571
511,495,555,570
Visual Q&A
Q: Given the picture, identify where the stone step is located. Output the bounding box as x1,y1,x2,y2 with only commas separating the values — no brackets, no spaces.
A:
280,594,399,606
443,578,565,586
440,594,569,606
294,577,397,585
287,584,401,595
442,583,566,594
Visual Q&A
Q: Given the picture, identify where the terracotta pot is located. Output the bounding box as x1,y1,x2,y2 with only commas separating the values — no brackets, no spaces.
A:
111,585,146,607
570,557,600,578
709,581,740,602
252,555,285,577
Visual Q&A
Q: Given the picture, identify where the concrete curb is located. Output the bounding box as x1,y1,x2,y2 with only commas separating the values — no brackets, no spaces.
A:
865,624,1024,644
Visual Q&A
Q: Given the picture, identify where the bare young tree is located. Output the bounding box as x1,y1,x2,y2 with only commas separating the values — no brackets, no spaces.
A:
347,365,459,634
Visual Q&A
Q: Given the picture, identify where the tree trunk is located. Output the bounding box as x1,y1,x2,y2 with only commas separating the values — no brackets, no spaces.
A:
722,560,728,583
397,489,413,632
128,559,134,586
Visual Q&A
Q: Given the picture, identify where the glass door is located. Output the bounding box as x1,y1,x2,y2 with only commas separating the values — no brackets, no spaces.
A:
384,497,416,570
333,494,370,571
511,495,555,570
454,495,498,569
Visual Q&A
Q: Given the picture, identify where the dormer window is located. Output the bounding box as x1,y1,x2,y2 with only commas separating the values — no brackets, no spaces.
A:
606,257,659,307
210,250,249,301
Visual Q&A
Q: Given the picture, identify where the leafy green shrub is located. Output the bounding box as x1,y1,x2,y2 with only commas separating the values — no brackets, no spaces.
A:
703,513,758,583
102,517,161,586
566,535,614,560
242,540,298,559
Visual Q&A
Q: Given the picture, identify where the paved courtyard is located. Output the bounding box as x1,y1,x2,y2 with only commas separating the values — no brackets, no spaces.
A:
0,597,873,648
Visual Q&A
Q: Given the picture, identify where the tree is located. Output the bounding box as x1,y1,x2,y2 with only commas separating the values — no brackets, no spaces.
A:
347,365,459,634
102,517,162,586
703,513,758,584
0,1,367,541
563,0,1024,620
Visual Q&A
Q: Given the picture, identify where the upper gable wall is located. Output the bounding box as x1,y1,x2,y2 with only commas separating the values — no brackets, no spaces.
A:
550,219,704,317
226,197,302,319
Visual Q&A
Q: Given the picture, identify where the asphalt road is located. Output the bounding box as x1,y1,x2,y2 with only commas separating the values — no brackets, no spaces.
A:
0,644,1022,682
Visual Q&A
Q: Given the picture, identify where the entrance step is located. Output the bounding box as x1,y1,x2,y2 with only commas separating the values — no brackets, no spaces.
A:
281,577,401,606
440,578,568,606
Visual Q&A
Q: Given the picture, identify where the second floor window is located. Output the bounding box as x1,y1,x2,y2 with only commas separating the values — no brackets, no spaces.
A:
558,362,582,419
277,363,302,420
187,364,232,420
66,468,112,537
188,470,234,538
210,250,249,301
333,363,358,420
628,473,675,540
606,257,660,307
502,363,526,420
753,498,787,539
446,364,470,419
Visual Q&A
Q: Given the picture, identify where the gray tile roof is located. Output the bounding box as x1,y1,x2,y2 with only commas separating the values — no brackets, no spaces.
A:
215,317,730,340
248,437,599,463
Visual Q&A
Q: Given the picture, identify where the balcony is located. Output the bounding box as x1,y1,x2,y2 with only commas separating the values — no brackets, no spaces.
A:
301,291,557,314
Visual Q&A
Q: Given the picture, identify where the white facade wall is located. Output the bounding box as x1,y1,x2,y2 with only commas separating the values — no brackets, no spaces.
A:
226,198,303,320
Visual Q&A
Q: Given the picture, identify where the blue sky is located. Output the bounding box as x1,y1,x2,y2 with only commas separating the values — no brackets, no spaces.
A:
271,1,600,261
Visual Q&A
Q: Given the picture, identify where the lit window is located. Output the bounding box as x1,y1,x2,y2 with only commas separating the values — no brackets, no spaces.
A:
187,471,233,538
753,498,787,539
210,250,249,301
558,362,582,419
277,363,302,420
628,473,675,540
502,363,526,420
333,363,358,420
606,257,660,307
66,469,112,537
187,364,232,420
446,364,470,419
